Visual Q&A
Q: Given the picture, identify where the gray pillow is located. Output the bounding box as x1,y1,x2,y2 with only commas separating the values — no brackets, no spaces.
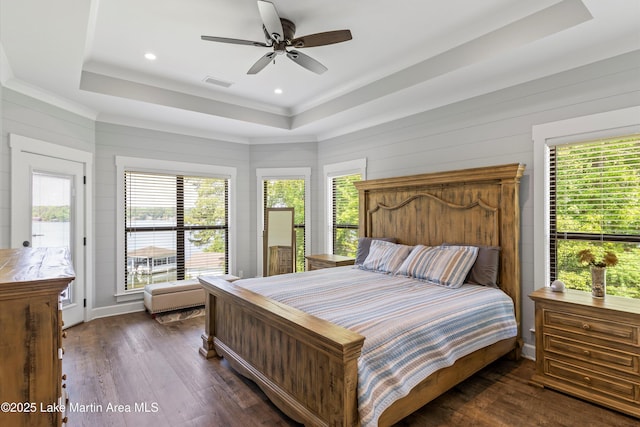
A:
443,243,501,287
355,237,397,265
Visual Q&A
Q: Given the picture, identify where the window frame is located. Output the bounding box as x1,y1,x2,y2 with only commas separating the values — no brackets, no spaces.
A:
323,159,367,254
256,167,311,276
116,156,236,298
532,106,640,290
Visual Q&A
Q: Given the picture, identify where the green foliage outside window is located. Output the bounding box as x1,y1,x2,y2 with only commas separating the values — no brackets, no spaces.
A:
32,205,70,222
332,174,360,257
185,178,228,254
264,179,306,272
553,136,640,299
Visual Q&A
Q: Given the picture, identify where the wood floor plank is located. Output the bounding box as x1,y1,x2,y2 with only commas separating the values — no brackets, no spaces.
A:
63,312,638,427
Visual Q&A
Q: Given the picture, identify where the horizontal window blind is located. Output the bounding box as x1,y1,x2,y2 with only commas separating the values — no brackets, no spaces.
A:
125,171,228,290
549,134,640,299
552,136,640,237
332,173,360,257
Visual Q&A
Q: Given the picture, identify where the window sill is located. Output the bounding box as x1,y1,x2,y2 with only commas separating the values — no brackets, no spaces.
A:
114,289,144,303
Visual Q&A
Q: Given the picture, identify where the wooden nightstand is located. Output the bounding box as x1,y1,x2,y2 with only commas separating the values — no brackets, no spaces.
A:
529,287,640,418
305,254,355,271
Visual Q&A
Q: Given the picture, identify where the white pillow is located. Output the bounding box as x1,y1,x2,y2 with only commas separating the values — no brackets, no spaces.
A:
360,240,412,274
396,245,479,288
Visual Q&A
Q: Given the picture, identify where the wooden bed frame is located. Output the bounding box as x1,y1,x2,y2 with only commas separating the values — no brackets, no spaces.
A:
199,163,525,426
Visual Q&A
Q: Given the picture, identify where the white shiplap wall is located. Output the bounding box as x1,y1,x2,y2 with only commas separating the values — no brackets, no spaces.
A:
0,88,95,248
316,50,640,355
94,123,252,309
1,50,639,342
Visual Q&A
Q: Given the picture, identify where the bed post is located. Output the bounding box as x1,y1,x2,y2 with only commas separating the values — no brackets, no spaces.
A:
199,286,218,359
499,169,525,357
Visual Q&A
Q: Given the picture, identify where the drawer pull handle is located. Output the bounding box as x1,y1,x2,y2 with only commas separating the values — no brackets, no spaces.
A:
583,376,591,383
582,323,591,330
583,350,591,357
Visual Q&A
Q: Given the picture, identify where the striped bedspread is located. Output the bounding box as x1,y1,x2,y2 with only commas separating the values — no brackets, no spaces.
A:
234,266,517,427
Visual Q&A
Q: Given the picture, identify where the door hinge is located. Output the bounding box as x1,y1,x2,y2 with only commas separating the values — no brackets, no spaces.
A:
83,175,86,185
83,237,87,246
83,298,87,308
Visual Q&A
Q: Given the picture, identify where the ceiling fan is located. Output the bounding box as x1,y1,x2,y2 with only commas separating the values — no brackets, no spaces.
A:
201,0,352,75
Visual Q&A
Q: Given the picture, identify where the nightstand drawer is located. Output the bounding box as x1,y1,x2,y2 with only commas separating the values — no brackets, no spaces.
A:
544,358,640,405
544,334,640,375
544,309,639,347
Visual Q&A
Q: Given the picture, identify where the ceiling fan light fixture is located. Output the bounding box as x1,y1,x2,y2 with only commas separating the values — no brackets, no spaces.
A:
200,0,352,75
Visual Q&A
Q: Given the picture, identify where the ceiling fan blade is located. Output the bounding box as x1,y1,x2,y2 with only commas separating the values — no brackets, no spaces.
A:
257,1,284,42
201,35,268,47
291,30,352,48
286,50,327,74
247,52,277,74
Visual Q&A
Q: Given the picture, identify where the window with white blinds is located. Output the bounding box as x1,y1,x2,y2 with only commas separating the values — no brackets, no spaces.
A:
550,135,640,298
125,171,229,290
332,173,360,257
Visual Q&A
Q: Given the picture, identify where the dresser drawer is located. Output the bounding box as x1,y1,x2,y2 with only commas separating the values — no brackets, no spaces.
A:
544,334,640,375
544,358,640,405
543,309,639,347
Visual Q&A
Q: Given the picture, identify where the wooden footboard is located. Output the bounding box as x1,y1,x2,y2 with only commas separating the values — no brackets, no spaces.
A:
199,276,365,426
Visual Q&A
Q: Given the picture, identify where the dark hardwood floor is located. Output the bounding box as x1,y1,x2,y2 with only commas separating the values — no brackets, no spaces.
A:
63,312,637,427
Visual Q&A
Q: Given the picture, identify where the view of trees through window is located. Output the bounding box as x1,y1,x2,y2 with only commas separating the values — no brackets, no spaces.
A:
263,179,305,272
332,174,360,258
551,135,640,299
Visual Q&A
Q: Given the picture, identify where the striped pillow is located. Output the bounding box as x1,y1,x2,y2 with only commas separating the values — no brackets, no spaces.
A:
360,240,412,274
396,245,479,288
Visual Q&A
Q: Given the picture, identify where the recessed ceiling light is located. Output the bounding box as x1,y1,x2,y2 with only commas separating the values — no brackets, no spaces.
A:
144,52,157,61
274,88,283,95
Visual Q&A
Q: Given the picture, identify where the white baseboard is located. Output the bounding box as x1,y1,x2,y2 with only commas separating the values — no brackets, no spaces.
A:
90,301,145,320
521,343,536,361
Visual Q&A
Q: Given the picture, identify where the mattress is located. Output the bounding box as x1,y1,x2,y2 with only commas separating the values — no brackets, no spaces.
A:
234,266,517,427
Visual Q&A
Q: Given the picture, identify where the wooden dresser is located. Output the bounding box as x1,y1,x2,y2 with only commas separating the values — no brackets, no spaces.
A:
529,287,640,418
305,253,355,271
0,248,75,427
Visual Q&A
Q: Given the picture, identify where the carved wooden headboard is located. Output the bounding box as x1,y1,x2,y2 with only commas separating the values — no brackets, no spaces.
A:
354,163,525,336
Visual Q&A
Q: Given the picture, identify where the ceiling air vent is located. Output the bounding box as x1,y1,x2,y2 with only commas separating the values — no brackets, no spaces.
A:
203,76,233,88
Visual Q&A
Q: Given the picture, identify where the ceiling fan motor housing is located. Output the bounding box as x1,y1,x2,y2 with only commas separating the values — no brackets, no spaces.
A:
263,18,296,45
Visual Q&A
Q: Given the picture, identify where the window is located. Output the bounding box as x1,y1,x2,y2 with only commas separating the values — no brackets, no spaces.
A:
331,174,361,257
117,157,235,296
263,179,306,272
550,136,640,298
257,168,311,274
533,107,640,301
324,159,366,256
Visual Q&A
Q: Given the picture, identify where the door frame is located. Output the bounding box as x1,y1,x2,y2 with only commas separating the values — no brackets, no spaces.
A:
10,134,94,323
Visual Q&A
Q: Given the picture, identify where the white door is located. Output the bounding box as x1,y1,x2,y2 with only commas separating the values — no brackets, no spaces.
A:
11,152,86,327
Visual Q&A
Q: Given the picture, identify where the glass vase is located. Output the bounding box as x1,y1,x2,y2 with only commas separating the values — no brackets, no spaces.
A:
590,266,606,298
